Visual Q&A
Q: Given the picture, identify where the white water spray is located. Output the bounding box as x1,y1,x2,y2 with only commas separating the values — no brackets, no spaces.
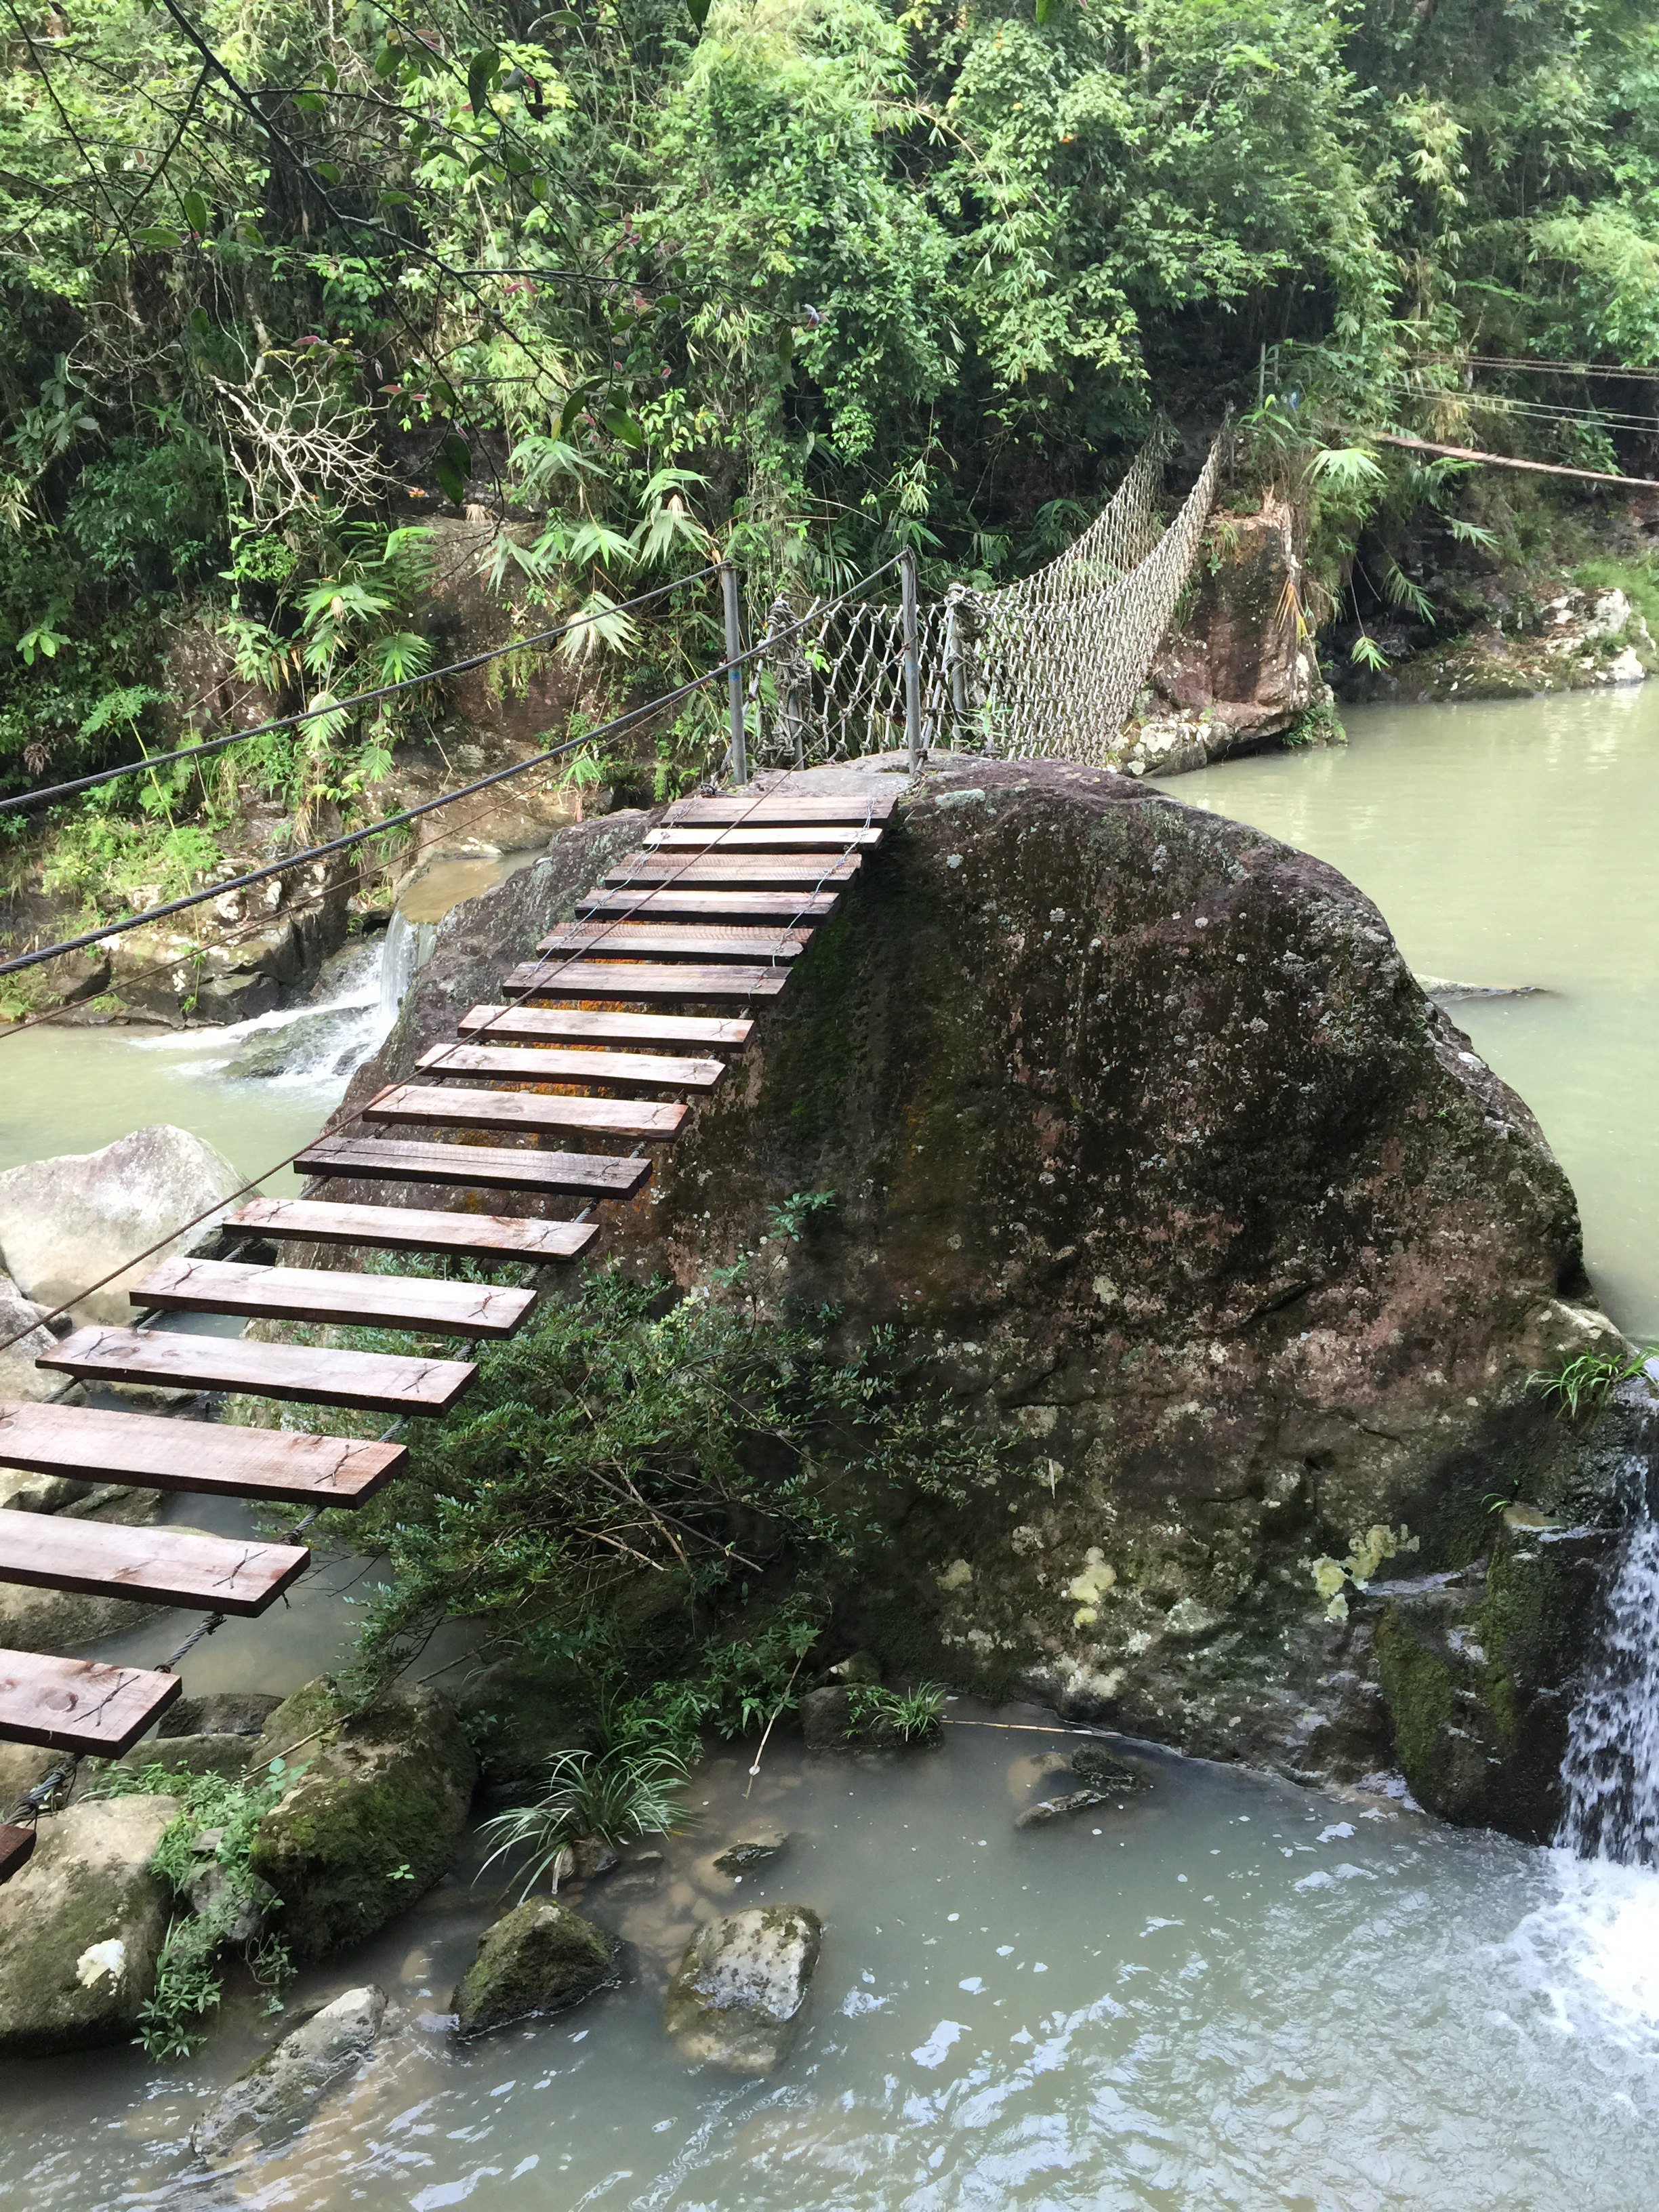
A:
1557,1511,1659,1864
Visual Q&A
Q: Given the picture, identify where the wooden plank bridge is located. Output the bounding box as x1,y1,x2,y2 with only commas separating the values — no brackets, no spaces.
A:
0,781,900,1870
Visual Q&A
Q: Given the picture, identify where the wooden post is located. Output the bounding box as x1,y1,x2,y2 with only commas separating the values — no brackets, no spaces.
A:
719,562,748,786
900,546,922,774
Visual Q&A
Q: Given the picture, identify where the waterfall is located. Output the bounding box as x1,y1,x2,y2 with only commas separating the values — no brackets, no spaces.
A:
1557,1513,1659,1863
377,909,438,1027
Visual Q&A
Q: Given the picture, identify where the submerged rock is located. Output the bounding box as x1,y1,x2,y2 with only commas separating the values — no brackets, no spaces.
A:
1016,1789,1107,1828
247,1680,476,1959
0,1795,180,2056
160,1692,283,1738
192,1984,386,2158
451,1898,617,2039
0,1124,243,1322
1068,1744,1148,1794
663,1905,822,2074
0,1268,60,1404
713,1833,790,1875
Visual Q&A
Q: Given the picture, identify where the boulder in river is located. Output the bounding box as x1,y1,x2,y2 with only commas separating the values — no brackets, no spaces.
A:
0,1124,243,1322
191,1984,386,2159
451,1898,617,2038
663,1905,823,2074
0,1268,61,1404
247,1679,476,1959
0,1794,180,2056
347,758,1643,1842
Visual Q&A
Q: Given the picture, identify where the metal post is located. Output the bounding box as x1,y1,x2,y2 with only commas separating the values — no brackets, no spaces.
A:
900,546,922,775
720,561,747,786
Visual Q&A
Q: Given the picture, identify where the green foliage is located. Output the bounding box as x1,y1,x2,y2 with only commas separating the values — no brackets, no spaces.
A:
846,1680,945,1743
478,1722,691,1898
1529,1345,1655,1422
766,1188,840,1240
90,1760,295,2059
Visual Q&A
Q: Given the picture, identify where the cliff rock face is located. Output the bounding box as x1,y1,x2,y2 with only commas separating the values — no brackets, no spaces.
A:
347,760,1634,1835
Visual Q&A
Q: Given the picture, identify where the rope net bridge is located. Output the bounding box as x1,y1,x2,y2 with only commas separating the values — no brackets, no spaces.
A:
0,427,1223,1860
739,422,1225,775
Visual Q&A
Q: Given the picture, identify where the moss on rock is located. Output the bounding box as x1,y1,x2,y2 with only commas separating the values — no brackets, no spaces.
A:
452,1898,617,2038
248,1680,476,1959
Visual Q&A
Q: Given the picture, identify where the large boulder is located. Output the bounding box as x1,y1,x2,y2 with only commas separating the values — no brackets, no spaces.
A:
451,1898,617,2039
346,758,1643,1839
0,1125,244,1322
0,1794,180,2056
192,1984,386,2158
664,1906,823,2074
247,1680,476,1959
0,1269,59,1404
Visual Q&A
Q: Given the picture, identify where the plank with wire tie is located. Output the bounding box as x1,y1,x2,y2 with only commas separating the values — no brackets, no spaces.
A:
644,826,883,851
0,1509,308,1616
663,793,900,823
0,1649,181,1757
229,1196,598,1267
418,1041,726,1091
577,888,840,923
131,1256,537,1340
0,1824,33,1883
365,1083,687,1143
602,855,861,890
0,1398,407,1506
457,1004,753,1048
38,1326,478,1418
534,922,813,962
501,960,787,1001
298,1132,653,1200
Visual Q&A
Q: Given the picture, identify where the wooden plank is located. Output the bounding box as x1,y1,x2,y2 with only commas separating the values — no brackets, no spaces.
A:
0,1824,34,1883
0,1509,308,1616
534,922,812,962
578,888,840,922
365,1083,687,1143
298,1132,652,1200
131,1256,536,1340
501,960,787,1001
458,1004,753,1048
0,1399,406,1507
417,1042,726,1091
644,827,883,851
229,1196,598,1267
0,1650,181,1757
665,793,899,823
39,1326,477,1418
602,856,861,890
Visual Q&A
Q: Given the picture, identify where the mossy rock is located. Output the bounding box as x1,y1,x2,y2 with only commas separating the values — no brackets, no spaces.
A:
248,1680,476,1959
451,1898,617,2039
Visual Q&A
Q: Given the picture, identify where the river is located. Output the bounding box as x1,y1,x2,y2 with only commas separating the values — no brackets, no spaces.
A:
1,699,1658,2208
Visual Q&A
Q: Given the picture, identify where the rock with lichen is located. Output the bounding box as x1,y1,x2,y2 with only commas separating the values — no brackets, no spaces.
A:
664,1905,821,2073
348,757,1645,1839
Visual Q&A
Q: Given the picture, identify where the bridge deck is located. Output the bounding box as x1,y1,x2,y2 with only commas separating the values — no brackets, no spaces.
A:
0,767,904,1805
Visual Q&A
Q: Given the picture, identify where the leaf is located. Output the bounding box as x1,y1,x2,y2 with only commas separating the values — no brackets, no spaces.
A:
466,46,501,112
291,90,326,113
558,382,594,438
373,37,401,77
188,305,212,338
434,432,472,504
1035,0,1053,21
604,405,644,449
138,225,182,250
687,0,711,25
180,189,209,233
312,161,342,186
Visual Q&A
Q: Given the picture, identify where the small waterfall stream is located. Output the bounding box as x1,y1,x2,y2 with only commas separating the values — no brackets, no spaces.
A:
1557,1505,1659,1865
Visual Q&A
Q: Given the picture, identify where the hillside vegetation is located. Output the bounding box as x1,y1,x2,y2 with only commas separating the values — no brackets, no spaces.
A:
1,0,1657,900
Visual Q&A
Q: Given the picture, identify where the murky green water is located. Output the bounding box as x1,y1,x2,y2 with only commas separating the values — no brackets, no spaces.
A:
1163,681,1659,1339
1,1715,1656,2212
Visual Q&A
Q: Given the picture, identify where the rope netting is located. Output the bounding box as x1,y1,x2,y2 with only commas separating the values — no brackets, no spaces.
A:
745,423,1225,771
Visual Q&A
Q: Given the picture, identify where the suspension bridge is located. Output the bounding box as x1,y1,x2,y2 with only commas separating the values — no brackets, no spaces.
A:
0,424,1225,1876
